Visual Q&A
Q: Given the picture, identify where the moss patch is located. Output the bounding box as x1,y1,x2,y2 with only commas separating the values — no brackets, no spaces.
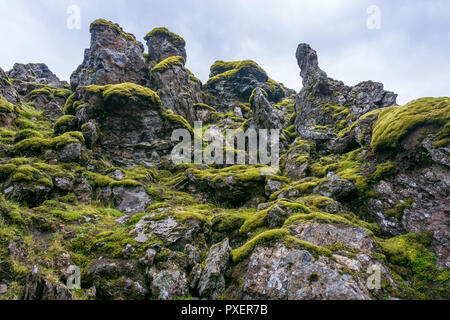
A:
144,27,186,46
371,97,450,151
152,56,185,73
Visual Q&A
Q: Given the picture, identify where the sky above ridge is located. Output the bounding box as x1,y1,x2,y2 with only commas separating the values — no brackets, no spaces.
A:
0,0,449,104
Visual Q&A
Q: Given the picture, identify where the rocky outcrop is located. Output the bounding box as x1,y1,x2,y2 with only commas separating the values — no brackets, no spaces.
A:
0,67,19,103
149,56,202,124
145,27,187,68
294,44,397,152
70,19,148,90
64,82,192,165
7,63,65,88
249,88,283,130
205,60,288,113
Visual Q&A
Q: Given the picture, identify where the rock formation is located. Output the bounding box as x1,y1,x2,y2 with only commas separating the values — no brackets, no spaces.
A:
0,19,448,301
70,19,148,90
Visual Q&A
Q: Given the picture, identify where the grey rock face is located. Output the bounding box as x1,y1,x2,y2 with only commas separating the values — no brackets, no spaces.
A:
7,63,64,87
58,142,82,163
250,88,283,130
368,163,450,268
68,83,189,166
4,183,51,207
70,20,148,90
81,121,99,149
112,185,151,214
197,239,231,299
130,212,208,250
151,269,188,300
150,61,201,124
205,60,287,113
313,173,356,201
294,43,397,152
0,67,20,103
239,242,372,300
145,27,187,67
24,275,74,300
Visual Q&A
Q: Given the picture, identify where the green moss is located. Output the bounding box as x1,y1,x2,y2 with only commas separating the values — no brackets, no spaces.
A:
28,87,72,101
434,122,450,148
101,83,161,106
379,233,449,298
371,97,450,151
11,164,53,188
189,165,267,185
187,69,202,85
152,56,185,73
14,131,84,154
86,172,114,188
14,129,43,142
172,211,208,224
283,211,376,234
207,60,267,86
283,236,333,258
384,198,414,220
144,27,186,46
90,19,136,41
240,199,311,233
63,93,76,114
109,179,142,188
0,164,17,180
308,273,319,282
14,137,53,154
161,109,193,133
249,87,268,104
264,78,285,98
269,177,326,201
54,115,78,134
231,229,290,263
193,103,216,112
0,95,14,113
299,195,335,210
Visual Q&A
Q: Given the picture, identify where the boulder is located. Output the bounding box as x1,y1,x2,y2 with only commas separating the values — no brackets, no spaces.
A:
112,185,151,214
197,239,231,299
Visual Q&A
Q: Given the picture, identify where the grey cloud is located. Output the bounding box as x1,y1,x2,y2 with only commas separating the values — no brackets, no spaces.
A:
0,0,448,104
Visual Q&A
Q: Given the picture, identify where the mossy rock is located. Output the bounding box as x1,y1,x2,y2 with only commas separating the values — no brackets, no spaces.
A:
144,27,186,46
371,97,450,152
0,95,14,113
90,19,137,42
14,131,84,155
151,56,185,73
54,115,78,135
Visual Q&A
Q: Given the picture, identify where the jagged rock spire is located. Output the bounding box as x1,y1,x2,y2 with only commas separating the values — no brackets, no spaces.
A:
145,27,187,68
70,19,148,90
294,43,397,152
296,43,327,83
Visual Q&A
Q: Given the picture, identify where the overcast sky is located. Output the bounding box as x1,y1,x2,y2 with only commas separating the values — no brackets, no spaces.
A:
0,0,449,104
